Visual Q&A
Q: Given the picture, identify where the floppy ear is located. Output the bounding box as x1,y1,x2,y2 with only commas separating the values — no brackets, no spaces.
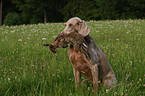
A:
79,20,90,37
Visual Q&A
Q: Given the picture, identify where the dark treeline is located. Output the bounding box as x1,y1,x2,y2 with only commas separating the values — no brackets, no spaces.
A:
0,0,145,26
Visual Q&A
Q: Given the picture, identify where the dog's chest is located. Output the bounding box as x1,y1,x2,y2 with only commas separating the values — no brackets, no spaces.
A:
68,48,92,80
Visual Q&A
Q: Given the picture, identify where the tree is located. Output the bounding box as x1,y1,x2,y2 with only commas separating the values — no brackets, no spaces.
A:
127,0,145,19
2,0,145,25
11,0,66,24
60,0,98,21
95,0,120,20
0,0,2,26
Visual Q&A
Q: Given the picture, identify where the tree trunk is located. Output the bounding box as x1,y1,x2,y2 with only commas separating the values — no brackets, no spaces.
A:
44,9,47,23
0,0,2,26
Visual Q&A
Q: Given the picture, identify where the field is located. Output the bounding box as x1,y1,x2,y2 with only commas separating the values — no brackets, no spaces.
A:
0,20,144,96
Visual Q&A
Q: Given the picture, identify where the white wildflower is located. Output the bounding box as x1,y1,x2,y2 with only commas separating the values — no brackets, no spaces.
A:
139,78,142,81
116,38,119,40
114,92,117,94
18,39,22,41
10,31,15,33
8,78,10,81
53,36,57,39
96,31,100,32
106,89,109,93
88,87,90,90
42,38,46,40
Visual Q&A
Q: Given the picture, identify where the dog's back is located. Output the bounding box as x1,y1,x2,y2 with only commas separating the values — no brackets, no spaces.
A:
84,35,117,88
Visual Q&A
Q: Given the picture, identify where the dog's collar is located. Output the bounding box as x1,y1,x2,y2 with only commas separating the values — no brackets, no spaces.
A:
84,35,90,44
84,34,89,38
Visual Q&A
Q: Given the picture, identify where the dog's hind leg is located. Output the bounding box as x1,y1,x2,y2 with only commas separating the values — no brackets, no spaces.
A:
102,71,117,89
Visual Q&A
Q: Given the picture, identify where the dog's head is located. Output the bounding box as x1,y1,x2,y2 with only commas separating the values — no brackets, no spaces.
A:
62,17,90,37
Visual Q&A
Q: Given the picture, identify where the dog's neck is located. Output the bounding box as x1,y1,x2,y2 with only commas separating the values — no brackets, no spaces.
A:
69,35,90,48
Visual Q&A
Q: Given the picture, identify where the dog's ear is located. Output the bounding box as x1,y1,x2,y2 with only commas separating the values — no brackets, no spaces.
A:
79,20,90,37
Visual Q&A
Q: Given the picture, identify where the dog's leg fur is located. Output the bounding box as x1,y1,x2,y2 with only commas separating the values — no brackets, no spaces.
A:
72,66,81,89
90,64,98,92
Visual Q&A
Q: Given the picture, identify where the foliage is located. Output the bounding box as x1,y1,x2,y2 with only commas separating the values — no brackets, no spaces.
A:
1,0,145,25
61,0,145,21
60,0,98,21
11,0,65,24
4,13,22,26
0,20,144,95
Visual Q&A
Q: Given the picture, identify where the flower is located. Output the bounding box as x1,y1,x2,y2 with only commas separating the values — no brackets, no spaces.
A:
139,78,142,81
88,87,90,90
106,89,109,93
41,65,44,68
18,39,22,41
8,78,10,81
10,31,15,33
42,38,46,40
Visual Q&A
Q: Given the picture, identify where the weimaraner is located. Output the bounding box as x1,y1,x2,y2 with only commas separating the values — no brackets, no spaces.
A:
44,17,117,92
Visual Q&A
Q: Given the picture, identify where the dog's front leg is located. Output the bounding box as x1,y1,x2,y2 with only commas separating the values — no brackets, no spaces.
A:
73,66,80,89
90,64,98,92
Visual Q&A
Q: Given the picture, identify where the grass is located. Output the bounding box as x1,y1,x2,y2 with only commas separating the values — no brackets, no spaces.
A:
0,20,144,96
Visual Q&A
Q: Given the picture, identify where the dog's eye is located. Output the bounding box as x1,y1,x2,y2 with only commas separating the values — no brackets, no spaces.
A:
69,24,73,27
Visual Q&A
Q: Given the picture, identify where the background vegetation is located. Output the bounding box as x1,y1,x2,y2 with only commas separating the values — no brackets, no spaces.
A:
0,20,144,95
1,0,145,25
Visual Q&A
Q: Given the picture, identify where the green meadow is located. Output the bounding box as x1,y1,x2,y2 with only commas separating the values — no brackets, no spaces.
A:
0,20,144,96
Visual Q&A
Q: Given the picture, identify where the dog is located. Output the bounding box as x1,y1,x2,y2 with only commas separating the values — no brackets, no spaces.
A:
44,17,117,92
